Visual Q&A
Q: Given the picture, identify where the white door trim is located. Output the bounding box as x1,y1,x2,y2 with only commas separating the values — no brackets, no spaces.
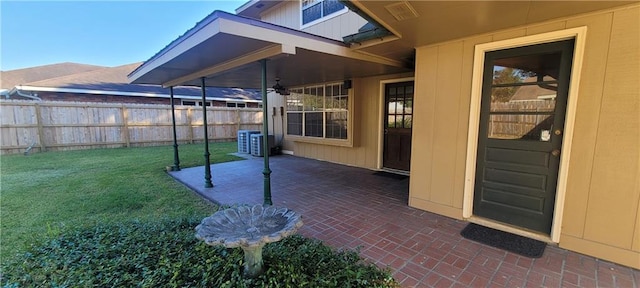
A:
377,77,415,170
462,27,588,243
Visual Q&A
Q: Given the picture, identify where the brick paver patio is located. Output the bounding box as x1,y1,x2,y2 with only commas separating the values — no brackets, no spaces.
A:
170,154,639,287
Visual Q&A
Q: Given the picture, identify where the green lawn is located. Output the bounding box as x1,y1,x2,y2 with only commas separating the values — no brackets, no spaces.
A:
0,142,243,261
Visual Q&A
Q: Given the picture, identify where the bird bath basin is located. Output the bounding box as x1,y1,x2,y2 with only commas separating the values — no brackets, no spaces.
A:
195,204,303,278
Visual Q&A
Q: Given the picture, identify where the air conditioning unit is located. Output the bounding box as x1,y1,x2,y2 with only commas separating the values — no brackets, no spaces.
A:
250,134,275,157
237,130,260,154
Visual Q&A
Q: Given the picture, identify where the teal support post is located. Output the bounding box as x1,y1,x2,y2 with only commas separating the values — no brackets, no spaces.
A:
169,86,181,171
201,78,213,188
260,59,272,206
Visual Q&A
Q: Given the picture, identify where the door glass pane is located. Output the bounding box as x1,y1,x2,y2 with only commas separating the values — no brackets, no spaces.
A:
404,115,412,128
488,114,554,140
405,85,414,94
491,87,556,112
492,52,562,85
387,115,396,128
388,100,397,114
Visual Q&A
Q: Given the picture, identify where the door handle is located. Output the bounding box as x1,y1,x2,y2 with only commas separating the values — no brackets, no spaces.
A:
551,149,561,157
384,129,388,135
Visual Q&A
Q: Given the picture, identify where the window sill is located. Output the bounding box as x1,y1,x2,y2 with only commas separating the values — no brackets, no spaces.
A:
289,135,353,148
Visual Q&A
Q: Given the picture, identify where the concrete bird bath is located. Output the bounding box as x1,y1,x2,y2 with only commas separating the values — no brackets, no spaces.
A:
195,204,303,278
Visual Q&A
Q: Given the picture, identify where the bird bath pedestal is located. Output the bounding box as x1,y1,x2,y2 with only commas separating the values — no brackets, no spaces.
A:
195,205,303,278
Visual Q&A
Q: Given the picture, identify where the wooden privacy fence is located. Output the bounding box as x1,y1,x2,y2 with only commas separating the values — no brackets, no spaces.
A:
488,101,556,139
0,100,263,155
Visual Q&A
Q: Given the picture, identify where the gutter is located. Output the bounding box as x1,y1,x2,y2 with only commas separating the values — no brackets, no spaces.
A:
9,87,42,101
339,0,396,46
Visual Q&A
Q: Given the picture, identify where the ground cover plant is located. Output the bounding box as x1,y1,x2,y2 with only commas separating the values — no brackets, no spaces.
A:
1,143,398,287
2,218,398,287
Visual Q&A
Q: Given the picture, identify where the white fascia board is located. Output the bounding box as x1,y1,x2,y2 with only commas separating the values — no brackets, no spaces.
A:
15,85,261,103
221,18,407,68
235,0,259,14
128,18,222,84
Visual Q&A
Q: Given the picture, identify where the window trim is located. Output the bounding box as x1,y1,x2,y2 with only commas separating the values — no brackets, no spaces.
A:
181,100,211,107
300,0,348,29
286,81,353,147
226,101,248,108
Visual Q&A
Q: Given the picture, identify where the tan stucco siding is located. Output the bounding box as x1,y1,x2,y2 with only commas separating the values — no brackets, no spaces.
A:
259,1,366,41
410,4,639,268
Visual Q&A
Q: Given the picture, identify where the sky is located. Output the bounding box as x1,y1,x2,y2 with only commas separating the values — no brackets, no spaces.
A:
0,0,247,71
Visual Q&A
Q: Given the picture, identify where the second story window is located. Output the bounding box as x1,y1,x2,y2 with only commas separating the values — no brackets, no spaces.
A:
301,0,346,26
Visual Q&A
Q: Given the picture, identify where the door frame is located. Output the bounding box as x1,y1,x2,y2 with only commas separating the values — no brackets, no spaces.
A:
462,27,587,243
377,77,415,171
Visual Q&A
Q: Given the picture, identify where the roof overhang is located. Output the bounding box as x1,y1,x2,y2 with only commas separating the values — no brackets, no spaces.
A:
236,0,283,19
128,11,412,89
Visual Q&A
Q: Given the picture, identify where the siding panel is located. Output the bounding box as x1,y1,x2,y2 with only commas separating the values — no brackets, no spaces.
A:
430,42,464,206
582,6,640,249
561,12,614,238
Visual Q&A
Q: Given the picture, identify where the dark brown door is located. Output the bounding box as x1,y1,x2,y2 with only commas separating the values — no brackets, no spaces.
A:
473,40,574,234
383,81,414,171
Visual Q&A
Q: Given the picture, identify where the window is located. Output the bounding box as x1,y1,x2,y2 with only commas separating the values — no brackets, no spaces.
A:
301,0,346,26
226,102,247,108
286,82,348,140
181,100,211,106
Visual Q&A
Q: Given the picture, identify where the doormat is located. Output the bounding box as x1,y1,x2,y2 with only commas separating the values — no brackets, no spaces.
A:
373,171,408,180
460,223,546,258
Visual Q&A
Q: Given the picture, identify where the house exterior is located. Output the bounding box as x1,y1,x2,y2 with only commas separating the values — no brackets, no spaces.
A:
1,63,262,107
129,1,639,269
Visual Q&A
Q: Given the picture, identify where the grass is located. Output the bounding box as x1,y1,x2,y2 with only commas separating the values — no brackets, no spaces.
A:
0,142,242,261
1,142,400,287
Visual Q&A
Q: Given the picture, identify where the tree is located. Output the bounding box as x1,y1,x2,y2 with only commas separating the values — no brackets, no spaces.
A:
491,67,522,102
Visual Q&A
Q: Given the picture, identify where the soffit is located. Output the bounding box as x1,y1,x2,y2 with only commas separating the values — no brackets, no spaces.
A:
128,11,412,89
352,1,634,62
236,0,283,19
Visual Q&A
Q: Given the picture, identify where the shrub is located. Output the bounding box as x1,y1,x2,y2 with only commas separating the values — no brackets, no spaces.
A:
1,217,398,287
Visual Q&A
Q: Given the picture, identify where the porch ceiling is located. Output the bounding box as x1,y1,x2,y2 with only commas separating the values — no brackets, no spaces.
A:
350,1,635,62
128,11,412,89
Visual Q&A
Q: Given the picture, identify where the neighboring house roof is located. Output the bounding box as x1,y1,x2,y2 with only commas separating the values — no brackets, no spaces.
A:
510,77,557,101
0,62,105,90
8,63,261,102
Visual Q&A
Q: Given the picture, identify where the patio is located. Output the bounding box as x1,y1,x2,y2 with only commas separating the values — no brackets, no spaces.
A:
170,154,639,287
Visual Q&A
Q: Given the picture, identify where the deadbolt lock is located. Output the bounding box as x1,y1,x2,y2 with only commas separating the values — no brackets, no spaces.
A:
554,129,562,136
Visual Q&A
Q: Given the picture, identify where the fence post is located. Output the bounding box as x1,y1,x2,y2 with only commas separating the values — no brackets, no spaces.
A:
236,108,241,132
187,107,194,144
34,103,46,152
121,104,130,147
